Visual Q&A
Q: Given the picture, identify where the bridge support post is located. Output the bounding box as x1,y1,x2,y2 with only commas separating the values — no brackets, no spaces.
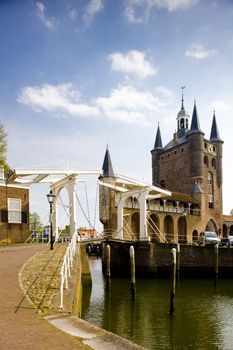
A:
139,190,149,241
130,245,136,300
106,244,111,290
215,244,219,286
170,248,176,316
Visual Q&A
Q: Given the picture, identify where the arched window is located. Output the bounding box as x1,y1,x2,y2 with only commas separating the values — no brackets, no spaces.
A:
164,215,174,242
207,172,214,208
192,230,198,244
208,172,213,185
180,118,184,128
204,155,209,167
160,180,166,188
212,158,216,168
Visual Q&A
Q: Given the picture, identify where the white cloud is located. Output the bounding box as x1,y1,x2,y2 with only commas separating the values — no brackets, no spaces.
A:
18,83,100,118
156,86,174,99
68,8,77,21
211,100,230,112
96,85,162,126
124,0,198,23
83,0,104,26
108,50,157,79
36,2,57,30
18,83,167,127
185,43,217,60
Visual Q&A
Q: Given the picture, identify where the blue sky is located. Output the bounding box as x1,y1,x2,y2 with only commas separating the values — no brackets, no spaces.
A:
1,0,233,226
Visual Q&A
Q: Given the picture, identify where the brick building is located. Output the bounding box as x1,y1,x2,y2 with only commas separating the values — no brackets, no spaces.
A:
0,173,29,244
99,94,228,245
150,94,224,242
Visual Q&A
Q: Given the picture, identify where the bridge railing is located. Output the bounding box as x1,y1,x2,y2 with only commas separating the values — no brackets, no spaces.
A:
60,231,77,309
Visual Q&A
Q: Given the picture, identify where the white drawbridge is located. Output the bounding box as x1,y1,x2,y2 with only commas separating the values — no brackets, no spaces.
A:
7,168,171,243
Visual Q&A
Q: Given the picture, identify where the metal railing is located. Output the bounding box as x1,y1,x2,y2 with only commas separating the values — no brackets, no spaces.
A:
60,231,77,309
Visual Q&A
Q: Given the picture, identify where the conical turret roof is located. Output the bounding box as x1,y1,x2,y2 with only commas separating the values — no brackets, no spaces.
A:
210,111,223,142
102,146,115,178
188,101,204,135
154,124,163,149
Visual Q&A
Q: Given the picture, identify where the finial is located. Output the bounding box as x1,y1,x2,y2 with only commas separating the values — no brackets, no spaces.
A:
181,86,185,109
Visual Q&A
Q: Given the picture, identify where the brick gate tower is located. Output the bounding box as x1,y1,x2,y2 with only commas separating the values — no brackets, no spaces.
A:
151,91,223,233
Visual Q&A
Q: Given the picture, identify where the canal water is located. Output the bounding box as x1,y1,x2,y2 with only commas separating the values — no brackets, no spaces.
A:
82,257,233,350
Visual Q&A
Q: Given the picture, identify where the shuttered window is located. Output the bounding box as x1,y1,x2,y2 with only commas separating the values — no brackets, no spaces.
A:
8,198,22,223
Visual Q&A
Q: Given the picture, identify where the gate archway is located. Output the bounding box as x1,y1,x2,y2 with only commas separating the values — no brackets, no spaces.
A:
164,215,174,242
205,219,217,232
147,213,160,242
131,212,140,240
178,217,187,243
192,229,198,244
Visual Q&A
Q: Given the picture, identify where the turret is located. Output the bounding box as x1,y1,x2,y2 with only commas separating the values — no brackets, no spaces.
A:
210,111,223,187
99,146,117,236
176,87,190,137
151,124,163,186
186,101,205,181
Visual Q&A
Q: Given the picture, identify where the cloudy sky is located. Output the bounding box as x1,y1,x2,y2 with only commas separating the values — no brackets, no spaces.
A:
1,0,233,227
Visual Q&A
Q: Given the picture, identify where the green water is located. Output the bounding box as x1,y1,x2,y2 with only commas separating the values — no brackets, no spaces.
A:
82,257,233,349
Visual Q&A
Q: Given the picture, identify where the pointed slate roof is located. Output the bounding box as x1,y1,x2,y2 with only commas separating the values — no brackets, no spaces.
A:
210,111,223,142
188,101,204,135
102,146,115,178
154,124,163,149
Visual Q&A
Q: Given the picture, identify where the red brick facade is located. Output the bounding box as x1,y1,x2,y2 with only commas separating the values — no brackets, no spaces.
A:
0,182,29,243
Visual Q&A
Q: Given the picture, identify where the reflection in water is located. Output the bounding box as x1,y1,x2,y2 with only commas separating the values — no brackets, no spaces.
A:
82,257,233,350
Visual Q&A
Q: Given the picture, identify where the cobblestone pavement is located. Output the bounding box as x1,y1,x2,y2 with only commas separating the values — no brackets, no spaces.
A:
20,244,67,314
0,244,89,350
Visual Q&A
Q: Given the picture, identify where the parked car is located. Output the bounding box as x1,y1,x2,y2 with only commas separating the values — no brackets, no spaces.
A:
198,231,221,246
220,236,233,247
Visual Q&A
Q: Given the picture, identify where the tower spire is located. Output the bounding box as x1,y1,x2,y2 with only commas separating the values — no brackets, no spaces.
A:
154,123,163,149
189,100,203,134
102,146,115,177
181,85,185,110
210,111,222,142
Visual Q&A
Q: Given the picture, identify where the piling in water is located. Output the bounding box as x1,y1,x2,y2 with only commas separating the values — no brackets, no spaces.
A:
176,243,180,280
215,244,219,286
130,245,136,300
170,248,176,316
106,244,111,290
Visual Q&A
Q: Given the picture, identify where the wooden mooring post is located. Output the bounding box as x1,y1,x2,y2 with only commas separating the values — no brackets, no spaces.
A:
170,248,176,316
176,243,180,280
106,244,111,290
214,244,219,286
130,245,136,300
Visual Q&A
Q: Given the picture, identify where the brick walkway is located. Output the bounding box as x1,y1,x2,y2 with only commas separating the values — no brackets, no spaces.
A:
0,245,88,350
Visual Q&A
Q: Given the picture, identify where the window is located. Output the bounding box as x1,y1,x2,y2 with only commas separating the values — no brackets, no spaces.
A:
160,180,166,188
212,158,216,168
8,198,22,223
208,172,212,185
204,155,209,167
208,195,213,208
181,118,184,128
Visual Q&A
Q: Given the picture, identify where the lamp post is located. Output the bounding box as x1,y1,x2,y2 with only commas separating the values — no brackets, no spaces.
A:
47,190,55,250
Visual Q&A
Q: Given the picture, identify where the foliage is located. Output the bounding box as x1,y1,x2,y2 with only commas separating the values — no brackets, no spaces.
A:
230,209,233,216
29,212,43,233
0,121,8,172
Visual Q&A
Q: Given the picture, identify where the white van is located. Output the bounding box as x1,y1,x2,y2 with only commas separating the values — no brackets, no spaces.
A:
199,231,220,246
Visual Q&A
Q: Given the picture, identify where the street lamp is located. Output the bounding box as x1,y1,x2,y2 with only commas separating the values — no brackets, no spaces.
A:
47,190,55,250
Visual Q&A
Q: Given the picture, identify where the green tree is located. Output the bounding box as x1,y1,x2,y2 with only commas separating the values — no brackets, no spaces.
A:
230,209,233,216
29,212,43,233
0,121,7,171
